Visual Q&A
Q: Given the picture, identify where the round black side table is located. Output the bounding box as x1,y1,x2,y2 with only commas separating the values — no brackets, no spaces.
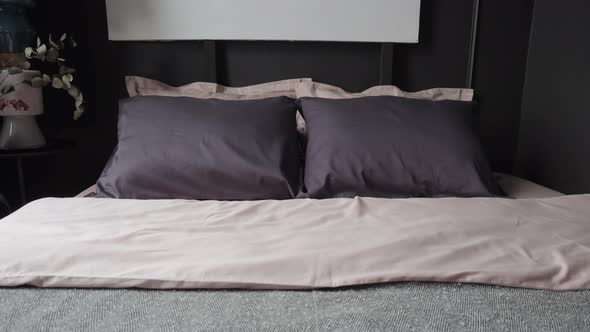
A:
0,139,75,208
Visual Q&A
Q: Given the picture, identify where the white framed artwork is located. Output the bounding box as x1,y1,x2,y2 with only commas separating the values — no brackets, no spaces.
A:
106,0,421,43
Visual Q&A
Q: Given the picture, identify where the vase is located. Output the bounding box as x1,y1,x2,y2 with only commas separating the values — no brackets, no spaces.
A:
0,70,45,149
0,115,45,149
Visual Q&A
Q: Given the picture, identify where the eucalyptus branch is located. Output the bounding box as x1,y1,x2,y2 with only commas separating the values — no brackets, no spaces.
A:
2,33,85,119
0,57,19,88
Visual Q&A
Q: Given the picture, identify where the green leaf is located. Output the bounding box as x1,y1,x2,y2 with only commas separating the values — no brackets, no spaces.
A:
60,33,67,42
42,74,51,85
27,71,41,80
73,110,83,120
31,77,44,88
62,74,74,89
49,39,61,50
7,67,23,75
68,86,80,97
51,77,64,89
74,104,85,120
37,37,41,48
74,91,83,102
36,44,47,56
46,48,60,63
24,47,35,59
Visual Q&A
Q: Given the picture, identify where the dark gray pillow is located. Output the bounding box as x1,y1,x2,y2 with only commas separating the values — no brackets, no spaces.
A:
300,96,502,198
96,96,301,200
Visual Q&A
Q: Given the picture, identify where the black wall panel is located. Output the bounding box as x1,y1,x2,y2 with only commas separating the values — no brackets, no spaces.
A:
220,41,382,92
515,0,590,194
473,0,534,172
393,0,474,90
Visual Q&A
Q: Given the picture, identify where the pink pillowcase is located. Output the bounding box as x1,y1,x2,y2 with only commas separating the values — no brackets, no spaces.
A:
126,76,311,99
126,76,311,134
294,82,473,135
126,76,474,102
295,81,474,101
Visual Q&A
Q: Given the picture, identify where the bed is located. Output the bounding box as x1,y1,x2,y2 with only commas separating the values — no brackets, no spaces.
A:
2,173,590,331
2,80,589,331
5,72,590,332
3,3,587,331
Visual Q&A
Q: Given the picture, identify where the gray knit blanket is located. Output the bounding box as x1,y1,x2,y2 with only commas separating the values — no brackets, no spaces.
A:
1,282,589,332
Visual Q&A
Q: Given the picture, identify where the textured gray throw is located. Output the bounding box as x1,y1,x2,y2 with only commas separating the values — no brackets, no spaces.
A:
1,283,589,332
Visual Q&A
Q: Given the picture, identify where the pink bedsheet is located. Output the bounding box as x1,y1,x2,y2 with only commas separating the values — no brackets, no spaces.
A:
0,195,589,290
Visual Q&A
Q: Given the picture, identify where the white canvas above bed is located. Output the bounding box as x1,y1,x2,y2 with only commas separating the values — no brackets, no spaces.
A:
105,0,421,43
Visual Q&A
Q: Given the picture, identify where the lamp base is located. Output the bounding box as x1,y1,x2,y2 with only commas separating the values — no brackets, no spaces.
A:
0,115,46,150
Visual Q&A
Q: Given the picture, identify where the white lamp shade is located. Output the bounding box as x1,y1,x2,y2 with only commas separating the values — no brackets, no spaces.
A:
0,70,43,116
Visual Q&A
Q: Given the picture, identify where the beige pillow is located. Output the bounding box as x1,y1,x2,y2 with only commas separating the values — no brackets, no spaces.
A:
296,81,474,101
293,81,474,136
126,76,311,134
126,76,312,99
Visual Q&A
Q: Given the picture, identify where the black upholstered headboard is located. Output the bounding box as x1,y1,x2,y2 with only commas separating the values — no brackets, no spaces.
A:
112,41,399,92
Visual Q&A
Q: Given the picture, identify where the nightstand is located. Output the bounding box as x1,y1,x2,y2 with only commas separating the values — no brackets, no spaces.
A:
0,139,75,210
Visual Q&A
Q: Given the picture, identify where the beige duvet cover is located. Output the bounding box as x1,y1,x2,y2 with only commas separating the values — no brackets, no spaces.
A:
0,194,589,291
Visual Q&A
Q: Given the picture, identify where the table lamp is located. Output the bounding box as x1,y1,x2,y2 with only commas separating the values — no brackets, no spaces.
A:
0,0,44,149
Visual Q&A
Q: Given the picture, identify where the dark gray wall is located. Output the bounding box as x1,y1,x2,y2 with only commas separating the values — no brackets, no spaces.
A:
474,1,534,173
515,0,590,194
0,0,534,207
